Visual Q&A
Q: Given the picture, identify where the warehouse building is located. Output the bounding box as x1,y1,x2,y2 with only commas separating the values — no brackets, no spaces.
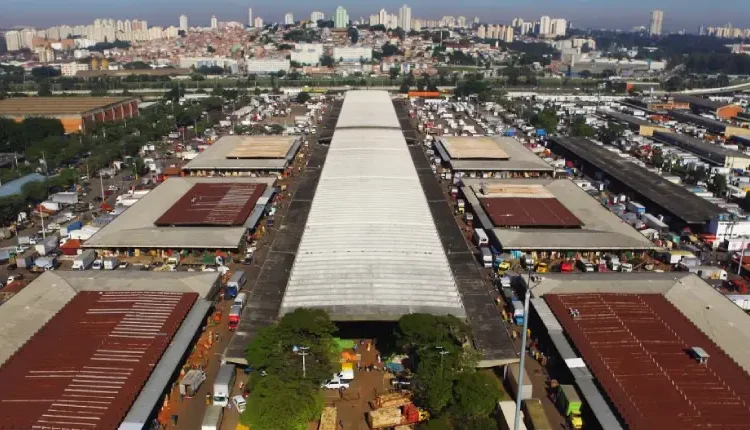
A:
523,272,750,429
673,94,744,120
668,109,750,138
83,177,275,257
622,96,690,113
0,271,219,429
281,91,465,321
461,178,655,258
183,135,303,176
0,97,139,133
651,130,750,169
548,136,724,230
434,136,555,177
603,110,668,137
227,90,516,368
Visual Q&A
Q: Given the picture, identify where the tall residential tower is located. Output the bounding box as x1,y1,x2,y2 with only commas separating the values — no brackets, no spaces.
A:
650,10,664,36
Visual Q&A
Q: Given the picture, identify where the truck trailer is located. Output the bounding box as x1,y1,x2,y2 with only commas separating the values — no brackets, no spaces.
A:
505,362,533,401
212,364,235,407
72,249,97,270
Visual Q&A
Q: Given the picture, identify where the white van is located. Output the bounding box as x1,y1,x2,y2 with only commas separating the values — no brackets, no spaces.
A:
233,292,247,309
474,228,489,247
227,270,247,294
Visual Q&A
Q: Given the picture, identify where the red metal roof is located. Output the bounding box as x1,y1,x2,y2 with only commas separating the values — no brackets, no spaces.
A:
546,293,750,430
480,197,582,227
0,291,197,429
155,183,266,227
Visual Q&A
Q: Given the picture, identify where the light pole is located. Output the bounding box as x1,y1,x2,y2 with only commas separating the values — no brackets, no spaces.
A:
294,345,310,378
436,346,449,376
513,270,532,430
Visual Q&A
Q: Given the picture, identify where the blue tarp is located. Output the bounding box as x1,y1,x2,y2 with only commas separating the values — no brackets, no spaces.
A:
536,129,547,136
0,173,45,197
385,362,405,373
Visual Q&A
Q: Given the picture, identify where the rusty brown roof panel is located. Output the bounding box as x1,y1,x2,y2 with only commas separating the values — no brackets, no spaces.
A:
480,197,583,228
546,293,750,430
0,291,197,430
155,182,266,227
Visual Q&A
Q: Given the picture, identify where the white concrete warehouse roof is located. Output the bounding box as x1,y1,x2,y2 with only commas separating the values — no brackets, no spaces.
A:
281,91,465,320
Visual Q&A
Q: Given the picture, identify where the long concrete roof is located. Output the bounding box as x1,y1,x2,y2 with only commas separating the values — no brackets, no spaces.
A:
280,91,465,320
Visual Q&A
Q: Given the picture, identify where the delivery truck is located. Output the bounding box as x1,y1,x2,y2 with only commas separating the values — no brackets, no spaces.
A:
556,385,583,429
226,270,246,299
201,405,223,430
35,236,58,257
179,369,206,398
497,400,527,430
103,257,119,270
511,300,525,325
523,398,553,430
72,249,97,270
505,362,533,401
212,364,236,407
228,305,242,331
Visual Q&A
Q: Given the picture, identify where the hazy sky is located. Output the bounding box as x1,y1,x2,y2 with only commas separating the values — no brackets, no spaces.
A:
2,0,749,31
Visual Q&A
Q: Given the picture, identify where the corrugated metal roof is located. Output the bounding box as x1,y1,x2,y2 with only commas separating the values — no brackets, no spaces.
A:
481,197,583,227
334,90,401,129
281,91,464,319
0,97,136,116
546,293,750,430
0,291,197,429
155,183,266,226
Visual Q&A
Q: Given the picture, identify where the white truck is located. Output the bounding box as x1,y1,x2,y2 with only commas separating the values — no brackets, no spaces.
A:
212,364,236,407
201,405,224,430
103,257,119,270
72,250,97,270
180,369,207,398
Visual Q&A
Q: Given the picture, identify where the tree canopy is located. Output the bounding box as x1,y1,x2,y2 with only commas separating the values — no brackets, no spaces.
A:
242,308,337,430
531,108,558,133
570,116,595,137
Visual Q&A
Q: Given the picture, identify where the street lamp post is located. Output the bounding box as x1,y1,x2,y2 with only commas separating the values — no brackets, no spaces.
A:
294,346,310,378
436,346,449,376
513,271,532,430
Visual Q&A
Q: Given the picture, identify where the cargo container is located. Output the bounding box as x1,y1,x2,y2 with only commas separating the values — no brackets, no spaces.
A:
505,362,533,401
15,250,37,269
226,270,246,299
641,213,668,232
228,305,242,331
60,220,82,236
480,247,492,268
626,201,646,215
497,400,528,430
557,385,583,429
40,201,61,212
179,369,206,398
511,300,525,325
212,364,236,407
35,236,58,256
103,257,119,270
72,249,97,270
34,255,57,270
523,398,553,430
201,405,223,430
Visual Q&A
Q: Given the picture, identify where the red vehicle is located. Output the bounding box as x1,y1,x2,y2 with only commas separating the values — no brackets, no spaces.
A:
559,261,575,273
228,305,242,331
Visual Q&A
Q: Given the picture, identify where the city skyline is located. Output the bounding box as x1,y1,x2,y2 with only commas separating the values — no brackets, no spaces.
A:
3,1,749,31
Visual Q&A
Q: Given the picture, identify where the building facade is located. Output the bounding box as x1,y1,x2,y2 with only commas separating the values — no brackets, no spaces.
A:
650,10,664,36
246,59,290,74
333,46,372,62
334,6,349,28
398,5,412,32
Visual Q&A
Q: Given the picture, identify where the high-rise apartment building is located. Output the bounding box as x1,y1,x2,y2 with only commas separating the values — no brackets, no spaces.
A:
254,17,264,28
211,15,218,29
334,6,349,28
4,31,21,52
248,9,253,27
550,18,567,37
477,25,486,39
179,15,188,32
378,9,388,27
285,13,294,25
457,16,467,28
311,11,325,22
539,16,552,36
650,10,664,36
398,5,412,32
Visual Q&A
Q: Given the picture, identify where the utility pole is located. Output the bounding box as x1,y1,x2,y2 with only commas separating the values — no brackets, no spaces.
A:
513,270,532,430
295,346,310,378
99,172,105,203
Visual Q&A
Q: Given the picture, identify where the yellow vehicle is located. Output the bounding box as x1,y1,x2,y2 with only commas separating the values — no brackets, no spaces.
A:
535,262,549,273
497,261,511,275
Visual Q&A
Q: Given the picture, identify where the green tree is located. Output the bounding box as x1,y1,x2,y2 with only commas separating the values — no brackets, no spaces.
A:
597,121,626,145
296,92,311,104
348,27,359,44
414,372,454,415
241,376,324,430
37,82,53,97
22,181,48,203
570,116,595,137
0,195,26,226
531,108,558,133
711,173,728,196
320,55,335,67
651,150,664,168
399,81,410,94
389,67,401,81
451,372,502,419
